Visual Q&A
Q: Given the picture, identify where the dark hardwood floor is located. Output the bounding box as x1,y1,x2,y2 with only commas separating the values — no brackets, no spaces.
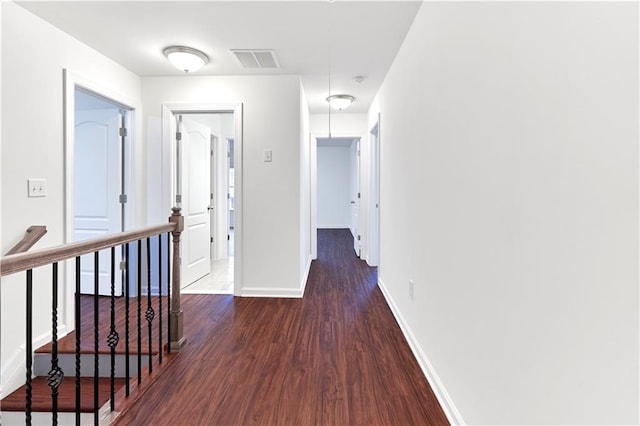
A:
116,229,449,425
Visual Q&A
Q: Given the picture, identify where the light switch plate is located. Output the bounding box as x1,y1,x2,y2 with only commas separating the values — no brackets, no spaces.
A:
27,178,47,197
263,149,272,162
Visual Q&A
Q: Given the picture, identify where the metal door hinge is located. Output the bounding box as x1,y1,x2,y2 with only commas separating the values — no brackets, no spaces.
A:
119,260,127,271
176,194,182,204
357,192,361,199
357,235,361,241
119,127,128,137
176,132,182,141
119,194,128,203
211,237,214,243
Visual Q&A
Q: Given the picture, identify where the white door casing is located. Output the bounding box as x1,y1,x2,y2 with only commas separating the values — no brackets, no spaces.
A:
179,115,212,286
351,138,361,256
368,121,380,267
74,107,122,295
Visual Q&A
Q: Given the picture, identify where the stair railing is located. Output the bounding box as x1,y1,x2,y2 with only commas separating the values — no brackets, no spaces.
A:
0,208,185,425
5,225,48,255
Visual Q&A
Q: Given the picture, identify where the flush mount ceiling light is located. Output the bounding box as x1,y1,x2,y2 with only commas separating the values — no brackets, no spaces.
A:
163,46,209,73
327,94,355,111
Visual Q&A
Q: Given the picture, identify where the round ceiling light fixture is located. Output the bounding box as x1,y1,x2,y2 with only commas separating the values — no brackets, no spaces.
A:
163,46,209,73
327,94,355,111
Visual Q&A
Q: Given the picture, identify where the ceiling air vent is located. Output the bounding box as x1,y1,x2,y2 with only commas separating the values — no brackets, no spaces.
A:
230,49,280,69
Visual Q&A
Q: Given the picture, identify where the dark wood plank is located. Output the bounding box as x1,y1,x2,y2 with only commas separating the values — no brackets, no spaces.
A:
115,229,449,425
1,377,126,412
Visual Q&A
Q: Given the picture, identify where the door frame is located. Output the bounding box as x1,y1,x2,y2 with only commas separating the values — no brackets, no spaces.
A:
161,103,244,296
310,132,363,259
63,69,137,328
367,115,380,267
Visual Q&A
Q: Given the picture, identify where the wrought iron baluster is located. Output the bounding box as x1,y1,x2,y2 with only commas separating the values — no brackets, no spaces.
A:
166,232,171,354
137,239,142,384
146,237,155,372
107,246,120,412
75,257,81,426
26,269,33,426
125,243,130,396
48,263,64,426
93,251,99,425
158,234,163,362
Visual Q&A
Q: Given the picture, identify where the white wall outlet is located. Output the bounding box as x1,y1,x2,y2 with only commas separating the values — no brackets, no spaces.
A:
409,279,415,300
27,178,47,197
263,149,272,162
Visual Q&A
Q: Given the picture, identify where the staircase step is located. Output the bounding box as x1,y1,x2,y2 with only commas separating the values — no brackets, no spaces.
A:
1,377,126,413
34,352,149,378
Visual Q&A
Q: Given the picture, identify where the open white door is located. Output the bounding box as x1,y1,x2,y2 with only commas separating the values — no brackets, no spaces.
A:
351,138,361,256
179,115,212,286
74,104,122,295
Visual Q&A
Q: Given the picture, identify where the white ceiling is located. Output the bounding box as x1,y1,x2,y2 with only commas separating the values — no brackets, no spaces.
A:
17,1,422,114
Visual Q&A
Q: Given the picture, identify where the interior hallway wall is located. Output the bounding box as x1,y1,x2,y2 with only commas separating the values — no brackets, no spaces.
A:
143,75,309,297
1,2,142,396
370,2,639,424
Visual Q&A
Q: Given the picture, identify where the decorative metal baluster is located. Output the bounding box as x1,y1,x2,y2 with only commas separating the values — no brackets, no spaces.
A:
158,234,163,362
26,269,33,426
166,233,171,354
75,257,81,426
107,246,120,412
93,251,99,425
137,239,142,384
125,243,130,396
146,237,155,372
48,263,64,426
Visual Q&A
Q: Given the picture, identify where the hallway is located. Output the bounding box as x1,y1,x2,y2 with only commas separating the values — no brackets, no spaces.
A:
116,229,448,425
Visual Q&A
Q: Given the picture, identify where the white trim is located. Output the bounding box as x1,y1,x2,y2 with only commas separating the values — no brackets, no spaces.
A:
378,278,465,426
161,102,244,296
299,254,312,296
240,287,304,298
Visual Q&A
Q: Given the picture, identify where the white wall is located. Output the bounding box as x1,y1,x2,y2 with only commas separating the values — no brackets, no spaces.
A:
1,2,142,395
317,145,351,228
370,2,638,425
310,113,367,136
142,75,308,297
299,83,311,293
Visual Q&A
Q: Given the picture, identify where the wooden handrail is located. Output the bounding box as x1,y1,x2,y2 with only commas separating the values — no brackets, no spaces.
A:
0,223,175,277
5,225,48,255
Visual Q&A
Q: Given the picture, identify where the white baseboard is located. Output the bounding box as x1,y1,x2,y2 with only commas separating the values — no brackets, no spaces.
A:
299,255,312,297
240,256,312,299
240,287,304,298
377,279,465,425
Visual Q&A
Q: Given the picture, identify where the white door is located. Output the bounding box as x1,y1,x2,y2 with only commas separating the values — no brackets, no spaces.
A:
179,115,212,286
74,106,122,295
351,139,361,256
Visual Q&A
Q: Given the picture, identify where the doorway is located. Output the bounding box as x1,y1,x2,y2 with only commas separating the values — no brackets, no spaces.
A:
70,87,132,296
162,105,242,295
315,136,361,255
